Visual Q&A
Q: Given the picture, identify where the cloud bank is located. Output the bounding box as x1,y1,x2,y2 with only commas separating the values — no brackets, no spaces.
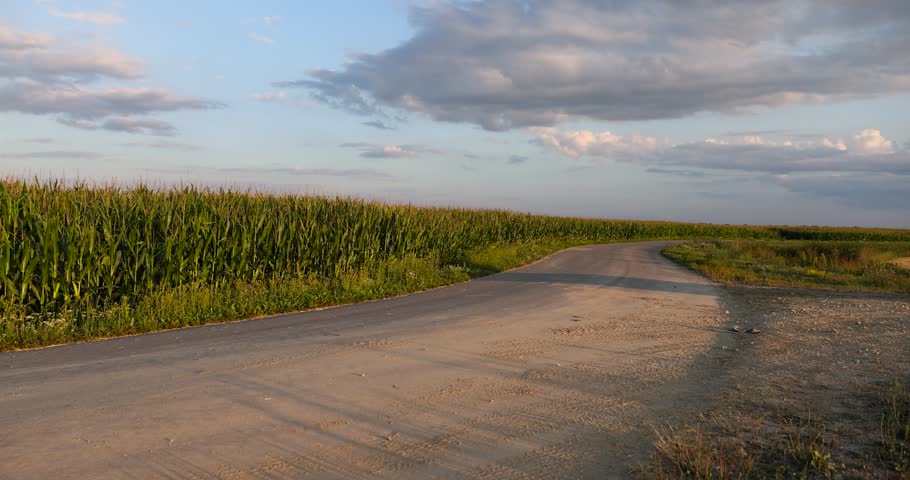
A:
280,0,910,131
532,128,909,175
0,22,220,135
533,127,910,209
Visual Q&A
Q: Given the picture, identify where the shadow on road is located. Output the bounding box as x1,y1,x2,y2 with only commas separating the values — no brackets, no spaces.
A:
483,272,717,296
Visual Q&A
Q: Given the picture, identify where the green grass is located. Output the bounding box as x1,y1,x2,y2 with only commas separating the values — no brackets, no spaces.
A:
0,254,464,350
3,178,910,350
0,239,586,350
663,240,910,293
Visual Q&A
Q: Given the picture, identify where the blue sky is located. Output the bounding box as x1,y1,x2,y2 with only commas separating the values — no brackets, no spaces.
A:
2,0,909,227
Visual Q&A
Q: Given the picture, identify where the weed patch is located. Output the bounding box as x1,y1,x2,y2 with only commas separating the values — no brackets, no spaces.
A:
879,381,910,475
664,240,910,293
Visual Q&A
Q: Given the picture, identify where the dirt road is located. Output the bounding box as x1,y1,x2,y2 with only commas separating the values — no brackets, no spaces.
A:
0,242,738,479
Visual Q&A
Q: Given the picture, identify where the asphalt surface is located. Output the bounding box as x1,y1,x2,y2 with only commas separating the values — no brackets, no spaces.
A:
0,241,729,479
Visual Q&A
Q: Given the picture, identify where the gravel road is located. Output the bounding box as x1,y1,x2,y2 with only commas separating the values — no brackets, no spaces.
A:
0,241,734,479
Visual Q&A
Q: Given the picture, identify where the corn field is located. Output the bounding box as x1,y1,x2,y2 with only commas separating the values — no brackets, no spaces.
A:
2,179,907,317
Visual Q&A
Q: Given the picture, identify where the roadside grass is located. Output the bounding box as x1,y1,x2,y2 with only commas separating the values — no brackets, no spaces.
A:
663,240,910,293
0,239,579,351
460,238,591,276
641,382,910,479
641,413,839,479
880,381,910,475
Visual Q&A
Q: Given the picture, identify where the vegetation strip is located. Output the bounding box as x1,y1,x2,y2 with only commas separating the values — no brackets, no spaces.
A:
641,381,910,479
2,179,909,350
663,239,910,293
0,238,584,350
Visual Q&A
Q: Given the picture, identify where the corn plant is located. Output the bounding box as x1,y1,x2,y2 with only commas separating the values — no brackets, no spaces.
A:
1,178,907,318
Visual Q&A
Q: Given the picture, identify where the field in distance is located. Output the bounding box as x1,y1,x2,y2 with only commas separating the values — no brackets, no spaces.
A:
2,178,909,350
664,239,910,293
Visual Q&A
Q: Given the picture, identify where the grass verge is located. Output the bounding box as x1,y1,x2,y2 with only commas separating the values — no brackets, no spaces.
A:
0,239,583,351
641,381,910,479
663,239,910,293
881,381,910,475
641,414,838,479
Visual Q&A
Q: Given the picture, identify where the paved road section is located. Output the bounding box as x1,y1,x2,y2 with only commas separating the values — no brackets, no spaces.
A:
1,242,733,479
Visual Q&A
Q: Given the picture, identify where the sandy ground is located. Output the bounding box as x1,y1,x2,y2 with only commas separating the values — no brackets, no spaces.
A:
890,257,910,270
1,242,906,479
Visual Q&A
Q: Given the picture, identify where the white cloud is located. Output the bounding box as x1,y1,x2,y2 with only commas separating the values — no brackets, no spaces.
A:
251,91,287,102
47,8,124,25
364,146,419,159
56,115,178,136
101,117,177,136
341,142,441,159
0,22,220,135
530,127,665,158
1,22,140,81
263,16,282,26
0,23,52,49
532,127,910,175
248,33,273,45
850,129,896,154
1,44,143,80
3,84,219,118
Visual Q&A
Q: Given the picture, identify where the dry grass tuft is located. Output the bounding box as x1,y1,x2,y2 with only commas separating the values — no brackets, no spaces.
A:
879,381,910,475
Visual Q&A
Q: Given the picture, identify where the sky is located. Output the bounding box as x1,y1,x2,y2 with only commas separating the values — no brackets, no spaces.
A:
1,0,909,227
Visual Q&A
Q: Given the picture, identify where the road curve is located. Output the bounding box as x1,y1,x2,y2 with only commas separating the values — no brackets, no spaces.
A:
0,241,733,479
